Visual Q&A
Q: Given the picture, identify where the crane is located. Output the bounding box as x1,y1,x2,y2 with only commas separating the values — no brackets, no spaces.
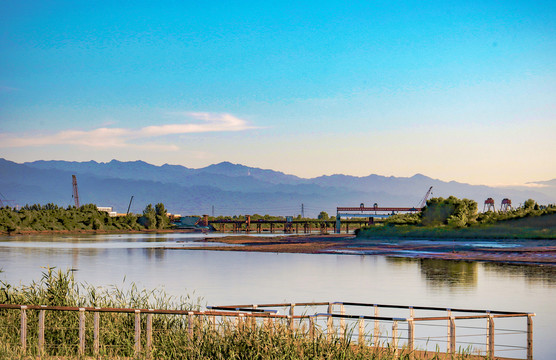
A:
72,175,80,208
418,186,433,209
126,196,134,215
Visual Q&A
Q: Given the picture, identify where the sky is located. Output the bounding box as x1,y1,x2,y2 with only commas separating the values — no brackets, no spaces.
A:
1,0,555,185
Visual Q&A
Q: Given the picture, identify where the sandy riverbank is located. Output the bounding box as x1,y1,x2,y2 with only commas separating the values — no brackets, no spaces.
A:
166,234,556,265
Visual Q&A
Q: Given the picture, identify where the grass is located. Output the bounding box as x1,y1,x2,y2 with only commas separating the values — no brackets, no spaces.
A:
357,213,556,240
0,268,483,359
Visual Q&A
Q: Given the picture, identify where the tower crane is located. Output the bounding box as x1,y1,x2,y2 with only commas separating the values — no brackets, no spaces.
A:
418,186,433,209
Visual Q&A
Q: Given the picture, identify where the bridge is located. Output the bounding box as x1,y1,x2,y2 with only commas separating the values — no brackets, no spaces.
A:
207,217,370,234
335,205,421,233
334,186,432,233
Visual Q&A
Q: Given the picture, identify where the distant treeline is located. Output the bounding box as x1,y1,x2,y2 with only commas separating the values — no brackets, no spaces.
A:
357,197,556,239
381,196,556,227
0,203,171,234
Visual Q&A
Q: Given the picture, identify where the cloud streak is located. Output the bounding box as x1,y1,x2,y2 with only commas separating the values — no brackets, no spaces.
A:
0,112,255,151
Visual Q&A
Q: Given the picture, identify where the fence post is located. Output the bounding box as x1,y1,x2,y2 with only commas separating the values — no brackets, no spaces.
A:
358,317,365,345
340,303,346,340
408,318,414,353
268,316,274,336
392,320,399,356
94,308,100,355
134,310,141,356
20,306,27,354
238,313,244,332
188,312,194,340
449,315,456,355
146,310,153,356
327,303,333,341
309,316,315,340
527,314,534,360
327,316,333,341
487,313,494,358
289,303,295,332
38,306,45,355
373,304,379,347
79,308,86,355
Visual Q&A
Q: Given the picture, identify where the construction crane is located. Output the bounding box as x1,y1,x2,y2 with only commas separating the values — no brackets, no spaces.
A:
418,186,433,209
126,196,134,215
72,175,80,208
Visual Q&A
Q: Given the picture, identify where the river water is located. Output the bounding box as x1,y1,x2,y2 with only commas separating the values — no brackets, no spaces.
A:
1,233,555,359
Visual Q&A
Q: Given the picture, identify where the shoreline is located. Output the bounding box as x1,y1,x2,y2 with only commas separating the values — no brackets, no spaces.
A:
2,230,556,265
172,234,556,265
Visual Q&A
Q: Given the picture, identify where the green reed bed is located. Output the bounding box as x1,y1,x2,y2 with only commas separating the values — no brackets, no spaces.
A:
0,268,480,359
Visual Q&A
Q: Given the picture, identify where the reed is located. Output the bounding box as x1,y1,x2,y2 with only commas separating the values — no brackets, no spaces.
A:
0,268,480,359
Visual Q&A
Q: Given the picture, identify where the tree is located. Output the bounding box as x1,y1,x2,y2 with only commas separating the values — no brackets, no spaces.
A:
422,196,478,227
155,203,169,229
524,199,536,209
142,204,157,229
318,211,329,220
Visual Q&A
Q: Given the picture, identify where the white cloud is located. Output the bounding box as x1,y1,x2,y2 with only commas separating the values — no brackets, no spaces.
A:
0,112,255,150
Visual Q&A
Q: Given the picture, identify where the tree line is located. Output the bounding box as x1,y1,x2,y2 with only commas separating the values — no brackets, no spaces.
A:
383,196,556,228
0,203,171,234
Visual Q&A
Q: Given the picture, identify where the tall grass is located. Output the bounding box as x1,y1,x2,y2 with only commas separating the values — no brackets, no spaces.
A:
0,268,479,359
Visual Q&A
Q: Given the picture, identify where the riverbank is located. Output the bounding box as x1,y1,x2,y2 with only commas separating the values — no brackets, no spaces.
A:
168,234,556,265
3,228,556,265
357,213,556,240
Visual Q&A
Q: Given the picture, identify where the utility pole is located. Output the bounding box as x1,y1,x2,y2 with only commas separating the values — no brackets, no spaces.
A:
301,203,304,218
212,205,215,217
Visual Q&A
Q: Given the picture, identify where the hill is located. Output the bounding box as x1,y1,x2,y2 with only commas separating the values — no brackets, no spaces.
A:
0,158,553,217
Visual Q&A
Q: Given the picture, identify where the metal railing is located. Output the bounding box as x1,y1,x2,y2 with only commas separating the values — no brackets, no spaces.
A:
213,301,535,360
0,301,534,359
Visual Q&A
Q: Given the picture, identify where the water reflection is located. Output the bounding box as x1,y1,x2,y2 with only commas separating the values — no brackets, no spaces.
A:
387,257,478,288
482,262,556,286
143,247,167,261
419,259,478,288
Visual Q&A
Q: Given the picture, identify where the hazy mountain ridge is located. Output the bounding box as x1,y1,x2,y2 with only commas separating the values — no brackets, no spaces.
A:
1,158,553,216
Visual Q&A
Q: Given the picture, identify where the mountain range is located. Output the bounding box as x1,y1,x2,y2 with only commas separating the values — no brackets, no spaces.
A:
0,158,554,217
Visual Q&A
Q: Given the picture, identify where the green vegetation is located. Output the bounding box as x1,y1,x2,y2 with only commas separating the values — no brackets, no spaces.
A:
357,197,556,239
0,203,172,234
0,269,479,359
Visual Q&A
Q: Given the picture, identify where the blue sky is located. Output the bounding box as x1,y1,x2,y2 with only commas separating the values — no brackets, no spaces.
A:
1,0,555,185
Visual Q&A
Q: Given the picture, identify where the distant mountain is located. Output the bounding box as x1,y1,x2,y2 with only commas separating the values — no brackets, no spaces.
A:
520,179,556,202
0,158,553,216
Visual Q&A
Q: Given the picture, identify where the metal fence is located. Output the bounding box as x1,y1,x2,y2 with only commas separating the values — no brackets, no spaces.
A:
211,301,534,360
0,301,534,359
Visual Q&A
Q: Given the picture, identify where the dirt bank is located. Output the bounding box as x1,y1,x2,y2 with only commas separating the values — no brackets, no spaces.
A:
168,234,556,265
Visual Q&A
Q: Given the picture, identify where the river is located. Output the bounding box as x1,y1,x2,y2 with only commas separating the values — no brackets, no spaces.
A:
1,233,555,359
